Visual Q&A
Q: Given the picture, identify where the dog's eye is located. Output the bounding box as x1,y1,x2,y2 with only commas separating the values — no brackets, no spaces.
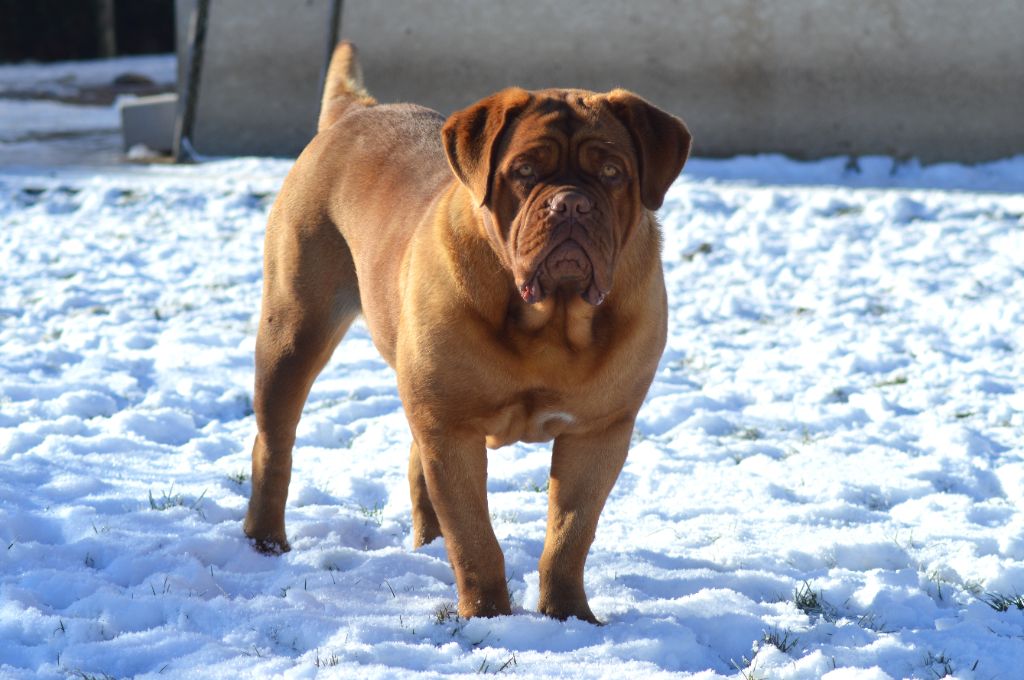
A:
601,163,621,179
515,163,535,179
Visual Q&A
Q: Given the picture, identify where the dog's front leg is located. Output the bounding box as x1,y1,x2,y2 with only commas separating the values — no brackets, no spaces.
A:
414,428,511,618
538,418,633,624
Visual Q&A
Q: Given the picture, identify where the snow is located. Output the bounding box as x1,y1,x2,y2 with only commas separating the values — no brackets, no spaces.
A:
2,57,1024,679
0,55,176,99
0,54,176,168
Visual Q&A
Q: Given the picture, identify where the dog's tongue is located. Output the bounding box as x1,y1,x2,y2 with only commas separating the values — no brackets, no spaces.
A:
520,279,543,304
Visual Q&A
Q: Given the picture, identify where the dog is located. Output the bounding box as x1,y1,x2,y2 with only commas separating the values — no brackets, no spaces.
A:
243,42,690,623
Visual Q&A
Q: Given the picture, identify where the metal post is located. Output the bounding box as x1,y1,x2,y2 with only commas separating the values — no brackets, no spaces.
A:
174,0,211,163
96,0,117,58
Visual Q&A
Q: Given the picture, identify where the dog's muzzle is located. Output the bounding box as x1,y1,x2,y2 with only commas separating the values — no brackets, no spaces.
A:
518,190,610,306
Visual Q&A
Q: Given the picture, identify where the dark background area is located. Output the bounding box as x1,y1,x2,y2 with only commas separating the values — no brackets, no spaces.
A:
0,0,175,63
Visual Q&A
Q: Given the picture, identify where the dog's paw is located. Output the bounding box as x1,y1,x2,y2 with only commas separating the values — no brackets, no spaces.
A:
453,583,514,619
538,598,601,625
248,535,291,555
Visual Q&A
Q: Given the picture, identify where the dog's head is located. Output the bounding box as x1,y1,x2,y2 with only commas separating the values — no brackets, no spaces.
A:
442,88,690,306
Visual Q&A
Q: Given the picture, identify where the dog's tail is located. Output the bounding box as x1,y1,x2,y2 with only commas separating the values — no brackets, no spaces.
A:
318,41,376,133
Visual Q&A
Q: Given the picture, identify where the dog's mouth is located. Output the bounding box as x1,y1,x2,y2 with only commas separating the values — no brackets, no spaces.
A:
511,189,615,307
519,239,609,306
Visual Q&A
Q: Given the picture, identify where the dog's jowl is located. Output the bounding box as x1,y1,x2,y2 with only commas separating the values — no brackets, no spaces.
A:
244,42,691,623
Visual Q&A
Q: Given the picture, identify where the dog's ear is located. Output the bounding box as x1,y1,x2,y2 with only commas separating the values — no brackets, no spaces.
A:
604,90,691,211
442,88,532,206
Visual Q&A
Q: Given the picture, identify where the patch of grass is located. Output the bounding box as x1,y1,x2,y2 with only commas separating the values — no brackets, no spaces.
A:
432,600,477,640
981,590,1024,612
358,500,385,526
150,576,171,596
108,188,142,206
730,657,765,680
954,410,974,419
926,570,965,602
68,671,118,680
864,493,890,512
398,613,417,636
477,652,517,674
791,582,889,632
314,648,340,668
736,427,762,441
226,471,249,485
888,528,921,552
793,581,839,622
434,601,459,625
874,375,908,388
524,480,549,493
491,510,521,524
761,626,798,653
682,242,713,261
854,610,888,633
147,487,183,510
963,579,984,595
245,191,274,210
829,387,850,403
923,650,954,678
238,394,254,417
148,484,207,518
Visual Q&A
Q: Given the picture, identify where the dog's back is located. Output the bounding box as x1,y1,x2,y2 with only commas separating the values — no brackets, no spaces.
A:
273,42,455,365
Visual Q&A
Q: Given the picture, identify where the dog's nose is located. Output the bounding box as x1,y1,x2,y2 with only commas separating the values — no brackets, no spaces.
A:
548,191,592,216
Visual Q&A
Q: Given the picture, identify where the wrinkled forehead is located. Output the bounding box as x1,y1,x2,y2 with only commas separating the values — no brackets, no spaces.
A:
503,90,634,153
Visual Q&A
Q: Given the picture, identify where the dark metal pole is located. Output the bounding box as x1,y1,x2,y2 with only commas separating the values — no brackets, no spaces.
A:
174,0,211,163
96,0,117,58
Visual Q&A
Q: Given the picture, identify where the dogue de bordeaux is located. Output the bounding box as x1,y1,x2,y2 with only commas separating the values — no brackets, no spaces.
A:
244,42,691,623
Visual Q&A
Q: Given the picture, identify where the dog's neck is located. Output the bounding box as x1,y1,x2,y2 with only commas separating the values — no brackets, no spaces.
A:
509,289,598,351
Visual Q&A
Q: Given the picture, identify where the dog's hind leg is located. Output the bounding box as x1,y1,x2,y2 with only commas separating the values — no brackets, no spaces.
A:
244,210,360,553
408,441,442,547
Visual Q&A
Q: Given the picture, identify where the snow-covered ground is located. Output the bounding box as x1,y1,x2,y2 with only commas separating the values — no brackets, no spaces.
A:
2,58,1024,680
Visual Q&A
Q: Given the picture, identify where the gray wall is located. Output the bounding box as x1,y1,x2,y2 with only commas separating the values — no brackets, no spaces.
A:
179,0,1024,162
176,0,339,157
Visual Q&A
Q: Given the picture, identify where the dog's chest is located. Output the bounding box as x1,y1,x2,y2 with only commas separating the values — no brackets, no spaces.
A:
512,294,598,351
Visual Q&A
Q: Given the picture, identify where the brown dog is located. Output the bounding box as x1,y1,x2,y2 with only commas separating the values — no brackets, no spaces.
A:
243,42,690,623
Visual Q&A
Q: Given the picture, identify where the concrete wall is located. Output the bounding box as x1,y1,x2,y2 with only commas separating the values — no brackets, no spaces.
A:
178,0,1024,162
175,0,339,157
